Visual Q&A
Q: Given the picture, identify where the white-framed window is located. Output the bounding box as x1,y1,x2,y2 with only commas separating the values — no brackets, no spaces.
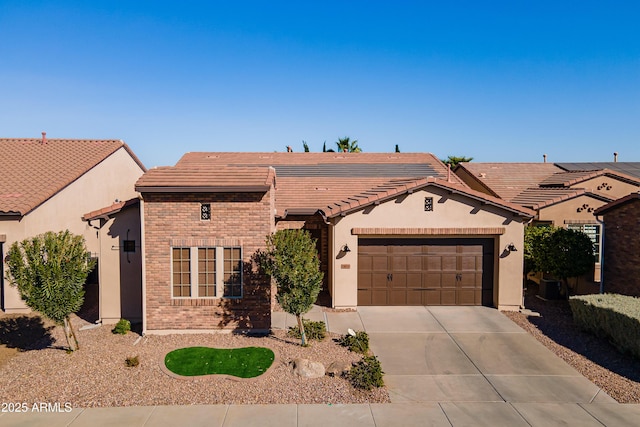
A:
171,246,242,298
567,224,601,260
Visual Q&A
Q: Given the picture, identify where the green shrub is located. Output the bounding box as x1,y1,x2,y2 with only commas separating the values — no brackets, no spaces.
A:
288,319,326,341
348,355,384,390
569,294,640,358
112,319,131,335
338,331,370,354
125,356,139,367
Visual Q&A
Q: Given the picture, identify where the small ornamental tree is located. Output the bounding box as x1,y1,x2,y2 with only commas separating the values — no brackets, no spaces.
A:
524,225,595,297
5,230,95,351
259,229,323,346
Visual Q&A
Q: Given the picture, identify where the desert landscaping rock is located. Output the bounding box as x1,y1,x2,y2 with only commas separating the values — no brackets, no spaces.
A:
326,360,353,377
0,314,389,407
290,358,325,379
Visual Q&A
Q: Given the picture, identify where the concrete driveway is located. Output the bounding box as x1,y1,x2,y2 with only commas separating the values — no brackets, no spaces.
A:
275,305,614,405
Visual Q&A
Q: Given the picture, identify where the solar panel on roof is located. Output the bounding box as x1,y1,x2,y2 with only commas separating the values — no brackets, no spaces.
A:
556,162,640,179
232,163,440,178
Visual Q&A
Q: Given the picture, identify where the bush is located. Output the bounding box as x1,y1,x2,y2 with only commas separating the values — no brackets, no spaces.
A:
338,331,370,354
288,319,326,341
112,319,131,335
125,356,139,367
569,294,640,358
348,355,384,390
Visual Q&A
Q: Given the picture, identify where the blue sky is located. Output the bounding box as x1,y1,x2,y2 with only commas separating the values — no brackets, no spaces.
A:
1,1,638,168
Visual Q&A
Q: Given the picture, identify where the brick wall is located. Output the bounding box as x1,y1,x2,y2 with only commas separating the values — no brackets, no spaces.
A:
143,191,274,331
602,200,640,296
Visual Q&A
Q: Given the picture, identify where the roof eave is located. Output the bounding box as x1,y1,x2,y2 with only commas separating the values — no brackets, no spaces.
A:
135,185,271,193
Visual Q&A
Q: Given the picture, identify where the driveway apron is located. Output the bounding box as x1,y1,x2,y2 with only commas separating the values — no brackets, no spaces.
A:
356,306,615,404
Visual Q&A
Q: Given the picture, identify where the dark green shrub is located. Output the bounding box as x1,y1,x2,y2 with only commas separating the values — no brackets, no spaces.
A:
112,319,131,335
348,355,384,390
288,319,326,341
338,331,370,354
569,294,640,358
125,355,139,367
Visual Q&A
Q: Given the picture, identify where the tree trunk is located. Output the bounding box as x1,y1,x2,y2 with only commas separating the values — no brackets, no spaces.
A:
296,315,307,347
63,316,79,351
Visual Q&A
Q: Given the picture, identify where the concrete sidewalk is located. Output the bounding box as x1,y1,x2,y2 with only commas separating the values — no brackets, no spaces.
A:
3,402,640,426
4,307,640,426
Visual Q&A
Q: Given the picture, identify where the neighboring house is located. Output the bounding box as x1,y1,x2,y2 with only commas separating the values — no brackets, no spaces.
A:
135,152,534,334
454,162,640,293
594,192,640,296
0,135,146,325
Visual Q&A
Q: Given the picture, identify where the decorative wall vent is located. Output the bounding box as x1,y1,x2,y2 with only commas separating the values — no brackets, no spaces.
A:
577,203,594,213
200,203,211,220
424,197,433,211
597,182,612,191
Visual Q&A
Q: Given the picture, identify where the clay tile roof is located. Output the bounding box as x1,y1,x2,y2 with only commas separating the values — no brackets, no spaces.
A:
510,187,604,210
539,169,640,187
82,198,139,221
320,177,535,219
0,138,145,216
135,166,275,192
455,162,562,201
594,191,640,215
159,152,466,215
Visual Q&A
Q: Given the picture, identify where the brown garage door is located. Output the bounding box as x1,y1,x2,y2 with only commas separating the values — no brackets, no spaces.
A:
357,238,494,306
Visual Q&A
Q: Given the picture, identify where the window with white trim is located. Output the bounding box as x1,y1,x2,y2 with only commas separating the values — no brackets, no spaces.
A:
171,246,242,298
567,224,601,260
172,248,191,297
223,247,243,297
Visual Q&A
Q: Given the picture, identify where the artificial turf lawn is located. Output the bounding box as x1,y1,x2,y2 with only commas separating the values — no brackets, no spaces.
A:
164,346,275,378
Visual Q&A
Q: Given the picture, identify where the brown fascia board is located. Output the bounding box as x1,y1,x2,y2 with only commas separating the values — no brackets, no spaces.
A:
529,190,613,211
594,192,640,215
121,141,148,172
320,179,534,220
20,143,141,216
136,185,271,193
453,163,501,198
276,208,319,219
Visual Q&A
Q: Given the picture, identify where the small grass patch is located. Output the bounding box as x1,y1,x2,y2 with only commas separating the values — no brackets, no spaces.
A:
164,346,274,378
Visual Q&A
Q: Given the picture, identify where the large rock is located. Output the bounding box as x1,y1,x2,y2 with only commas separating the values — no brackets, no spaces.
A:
326,361,352,377
290,358,325,379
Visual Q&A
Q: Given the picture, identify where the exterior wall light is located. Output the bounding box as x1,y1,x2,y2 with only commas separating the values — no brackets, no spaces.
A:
506,243,517,252
341,244,351,253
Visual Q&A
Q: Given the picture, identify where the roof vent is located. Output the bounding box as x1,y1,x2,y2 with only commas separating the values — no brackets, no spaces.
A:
41,132,47,144
543,154,547,163
614,152,618,162
479,172,487,178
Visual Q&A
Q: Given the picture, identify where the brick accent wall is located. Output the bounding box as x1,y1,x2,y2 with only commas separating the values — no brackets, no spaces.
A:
143,191,274,331
602,200,640,296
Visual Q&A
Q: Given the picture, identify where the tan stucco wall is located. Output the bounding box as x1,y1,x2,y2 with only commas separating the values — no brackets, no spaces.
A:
96,204,143,324
328,186,527,310
1,147,145,312
537,194,608,225
570,176,638,201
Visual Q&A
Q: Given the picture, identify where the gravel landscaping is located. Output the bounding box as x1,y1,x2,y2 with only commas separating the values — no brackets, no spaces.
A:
504,284,640,403
0,314,389,408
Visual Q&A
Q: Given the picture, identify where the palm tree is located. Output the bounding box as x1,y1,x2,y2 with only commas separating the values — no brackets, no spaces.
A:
336,137,361,153
441,155,473,168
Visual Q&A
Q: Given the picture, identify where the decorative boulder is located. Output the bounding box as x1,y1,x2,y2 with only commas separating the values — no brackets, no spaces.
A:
326,361,352,377
290,358,325,378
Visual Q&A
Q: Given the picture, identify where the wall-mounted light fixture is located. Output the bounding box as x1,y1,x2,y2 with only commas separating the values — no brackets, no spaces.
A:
506,243,517,253
341,244,351,253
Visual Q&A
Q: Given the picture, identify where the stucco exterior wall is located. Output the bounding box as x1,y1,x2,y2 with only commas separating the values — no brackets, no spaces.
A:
328,187,526,310
96,204,143,324
538,195,609,225
141,191,274,333
1,148,145,312
572,177,638,200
